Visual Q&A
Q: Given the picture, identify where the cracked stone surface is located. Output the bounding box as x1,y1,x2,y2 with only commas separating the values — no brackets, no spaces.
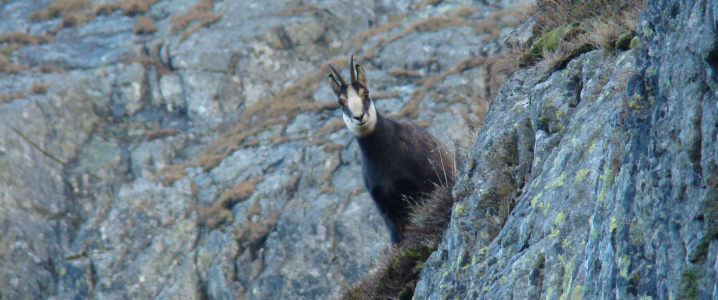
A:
0,0,509,299
414,0,718,298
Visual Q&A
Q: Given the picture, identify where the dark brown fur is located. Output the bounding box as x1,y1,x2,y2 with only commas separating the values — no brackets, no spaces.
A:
329,55,455,244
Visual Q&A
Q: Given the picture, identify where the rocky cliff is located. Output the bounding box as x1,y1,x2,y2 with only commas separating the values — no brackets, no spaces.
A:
1,0,715,299
0,0,522,299
415,0,718,299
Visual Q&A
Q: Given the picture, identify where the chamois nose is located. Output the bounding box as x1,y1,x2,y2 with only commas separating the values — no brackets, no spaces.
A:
353,113,365,121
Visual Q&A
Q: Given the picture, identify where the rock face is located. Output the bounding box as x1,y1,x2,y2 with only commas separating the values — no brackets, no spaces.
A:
415,0,718,299
0,0,515,299
3,0,715,299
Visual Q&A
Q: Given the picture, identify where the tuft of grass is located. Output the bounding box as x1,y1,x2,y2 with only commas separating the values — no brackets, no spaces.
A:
94,2,121,16
145,128,181,141
415,0,443,10
338,180,456,300
30,83,50,95
0,53,8,70
171,0,222,40
134,15,158,35
0,94,11,105
0,32,56,45
487,0,644,92
120,0,148,16
524,0,642,69
56,11,94,31
276,2,319,17
3,64,29,74
36,64,66,73
28,0,92,22
217,177,262,209
387,68,423,79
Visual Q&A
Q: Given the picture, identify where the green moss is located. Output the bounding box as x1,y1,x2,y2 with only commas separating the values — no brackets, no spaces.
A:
615,31,635,50
679,270,699,300
519,23,580,66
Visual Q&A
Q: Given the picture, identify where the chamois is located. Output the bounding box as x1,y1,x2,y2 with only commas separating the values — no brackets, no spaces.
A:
328,55,455,244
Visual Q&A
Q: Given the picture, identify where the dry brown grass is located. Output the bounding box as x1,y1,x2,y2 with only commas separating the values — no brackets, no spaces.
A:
217,176,263,209
14,91,27,99
56,11,94,31
387,68,422,79
29,0,92,22
134,15,158,35
30,83,50,95
0,43,24,57
120,0,148,16
3,64,29,74
171,0,222,40
0,94,11,105
513,0,643,71
339,180,455,300
485,0,644,92
36,64,67,73
145,128,181,141
0,53,8,70
415,0,443,10
94,2,121,16
276,2,319,17
0,32,56,45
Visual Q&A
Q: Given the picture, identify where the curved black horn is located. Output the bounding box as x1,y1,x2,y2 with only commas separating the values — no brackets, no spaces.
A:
328,62,346,86
349,54,356,84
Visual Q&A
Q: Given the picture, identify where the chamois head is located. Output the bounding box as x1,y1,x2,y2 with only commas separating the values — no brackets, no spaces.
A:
328,54,377,137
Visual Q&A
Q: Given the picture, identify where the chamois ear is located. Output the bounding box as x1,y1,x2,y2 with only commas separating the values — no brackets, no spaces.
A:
356,64,368,87
328,75,342,96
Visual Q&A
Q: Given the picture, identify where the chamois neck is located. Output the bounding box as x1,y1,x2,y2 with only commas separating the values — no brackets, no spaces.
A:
355,112,394,157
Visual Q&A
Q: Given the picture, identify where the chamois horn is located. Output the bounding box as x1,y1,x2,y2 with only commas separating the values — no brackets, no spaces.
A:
349,54,356,84
328,62,346,86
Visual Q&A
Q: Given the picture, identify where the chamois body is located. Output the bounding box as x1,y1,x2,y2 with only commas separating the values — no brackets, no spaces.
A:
328,55,454,244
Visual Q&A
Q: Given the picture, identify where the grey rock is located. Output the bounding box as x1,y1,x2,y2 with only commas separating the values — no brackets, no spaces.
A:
415,0,718,298
14,0,713,300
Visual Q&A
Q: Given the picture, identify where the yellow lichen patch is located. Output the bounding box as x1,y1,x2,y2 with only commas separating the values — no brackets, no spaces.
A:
559,257,577,300
454,203,465,215
536,201,544,208
550,229,560,237
480,231,490,239
554,212,566,225
597,168,616,202
570,285,584,300
531,192,543,207
575,169,591,182
588,140,598,151
556,109,567,119
546,172,566,189
610,217,618,233
619,254,631,279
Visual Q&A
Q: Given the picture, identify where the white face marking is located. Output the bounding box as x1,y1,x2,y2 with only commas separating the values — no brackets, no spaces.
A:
343,87,376,137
